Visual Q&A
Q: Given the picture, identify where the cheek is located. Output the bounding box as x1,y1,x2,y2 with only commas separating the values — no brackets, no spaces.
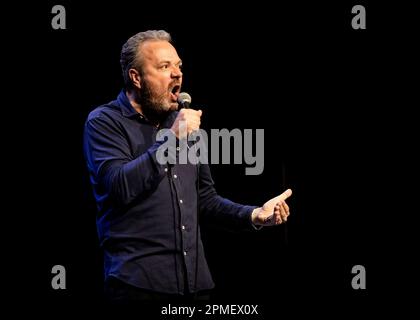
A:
148,76,169,91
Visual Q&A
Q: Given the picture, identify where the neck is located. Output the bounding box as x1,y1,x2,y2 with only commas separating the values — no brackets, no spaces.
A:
125,89,160,127
126,90,143,115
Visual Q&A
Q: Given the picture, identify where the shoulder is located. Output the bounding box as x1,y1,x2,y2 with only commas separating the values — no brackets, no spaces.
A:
86,101,121,124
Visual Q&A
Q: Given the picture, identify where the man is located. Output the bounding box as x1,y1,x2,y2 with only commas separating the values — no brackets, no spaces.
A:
83,30,292,301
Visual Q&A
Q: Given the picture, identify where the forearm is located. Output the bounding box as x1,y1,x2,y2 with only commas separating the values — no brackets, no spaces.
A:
199,189,257,230
103,141,168,206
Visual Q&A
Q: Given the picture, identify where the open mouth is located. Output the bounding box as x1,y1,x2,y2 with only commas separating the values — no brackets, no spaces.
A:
170,85,181,102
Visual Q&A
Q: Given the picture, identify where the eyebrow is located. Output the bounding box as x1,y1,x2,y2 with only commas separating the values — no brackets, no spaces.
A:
158,60,182,66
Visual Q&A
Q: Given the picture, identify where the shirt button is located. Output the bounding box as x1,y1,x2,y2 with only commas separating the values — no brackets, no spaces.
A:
184,251,187,256
176,147,180,151
173,174,177,179
164,167,168,172
181,225,186,230
179,199,183,204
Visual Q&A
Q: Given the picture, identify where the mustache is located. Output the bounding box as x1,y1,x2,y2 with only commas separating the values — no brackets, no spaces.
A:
169,81,181,90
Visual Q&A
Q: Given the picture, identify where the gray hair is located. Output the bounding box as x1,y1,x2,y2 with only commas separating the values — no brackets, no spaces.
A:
120,30,172,88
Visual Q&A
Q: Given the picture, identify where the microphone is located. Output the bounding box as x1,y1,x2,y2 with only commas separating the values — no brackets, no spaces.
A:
177,92,192,109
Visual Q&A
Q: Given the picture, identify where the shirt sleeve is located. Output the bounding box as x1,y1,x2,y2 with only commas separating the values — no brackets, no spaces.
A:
198,163,259,231
83,113,175,207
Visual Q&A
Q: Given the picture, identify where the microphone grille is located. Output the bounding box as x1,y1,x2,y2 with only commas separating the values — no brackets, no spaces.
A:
177,92,192,105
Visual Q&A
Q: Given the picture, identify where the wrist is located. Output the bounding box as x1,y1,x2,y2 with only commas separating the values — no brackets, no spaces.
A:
251,208,263,230
251,208,261,226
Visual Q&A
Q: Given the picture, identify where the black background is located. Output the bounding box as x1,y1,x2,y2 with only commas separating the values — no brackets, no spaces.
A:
6,0,417,317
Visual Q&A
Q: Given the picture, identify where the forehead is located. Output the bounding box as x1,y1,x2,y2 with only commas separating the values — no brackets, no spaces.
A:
139,40,180,63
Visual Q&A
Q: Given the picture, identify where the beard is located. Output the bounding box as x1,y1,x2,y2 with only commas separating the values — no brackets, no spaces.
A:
137,79,173,123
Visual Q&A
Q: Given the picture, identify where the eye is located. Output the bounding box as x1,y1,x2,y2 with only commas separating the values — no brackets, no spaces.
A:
160,64,169,70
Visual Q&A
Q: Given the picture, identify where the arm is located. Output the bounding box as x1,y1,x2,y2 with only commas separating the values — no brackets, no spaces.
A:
198,164,258,230
83,114,170,206
198,164,293,230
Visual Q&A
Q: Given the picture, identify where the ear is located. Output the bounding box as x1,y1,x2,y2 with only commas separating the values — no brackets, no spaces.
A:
128,68,141,89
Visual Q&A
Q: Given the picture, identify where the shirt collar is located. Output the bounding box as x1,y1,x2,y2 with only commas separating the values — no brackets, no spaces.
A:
117,90,145,120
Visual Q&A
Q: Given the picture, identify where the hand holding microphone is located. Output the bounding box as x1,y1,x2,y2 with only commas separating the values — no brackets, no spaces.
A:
171,92,202,139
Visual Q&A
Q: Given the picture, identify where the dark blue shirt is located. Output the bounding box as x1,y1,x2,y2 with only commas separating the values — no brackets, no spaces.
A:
83,91,257,294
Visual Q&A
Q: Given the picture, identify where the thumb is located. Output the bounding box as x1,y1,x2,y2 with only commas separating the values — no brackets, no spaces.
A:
264,188,292,209
280,188,292,200
274,188,293,203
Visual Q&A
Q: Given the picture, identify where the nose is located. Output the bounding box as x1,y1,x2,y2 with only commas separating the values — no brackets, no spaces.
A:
171,66,183,79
